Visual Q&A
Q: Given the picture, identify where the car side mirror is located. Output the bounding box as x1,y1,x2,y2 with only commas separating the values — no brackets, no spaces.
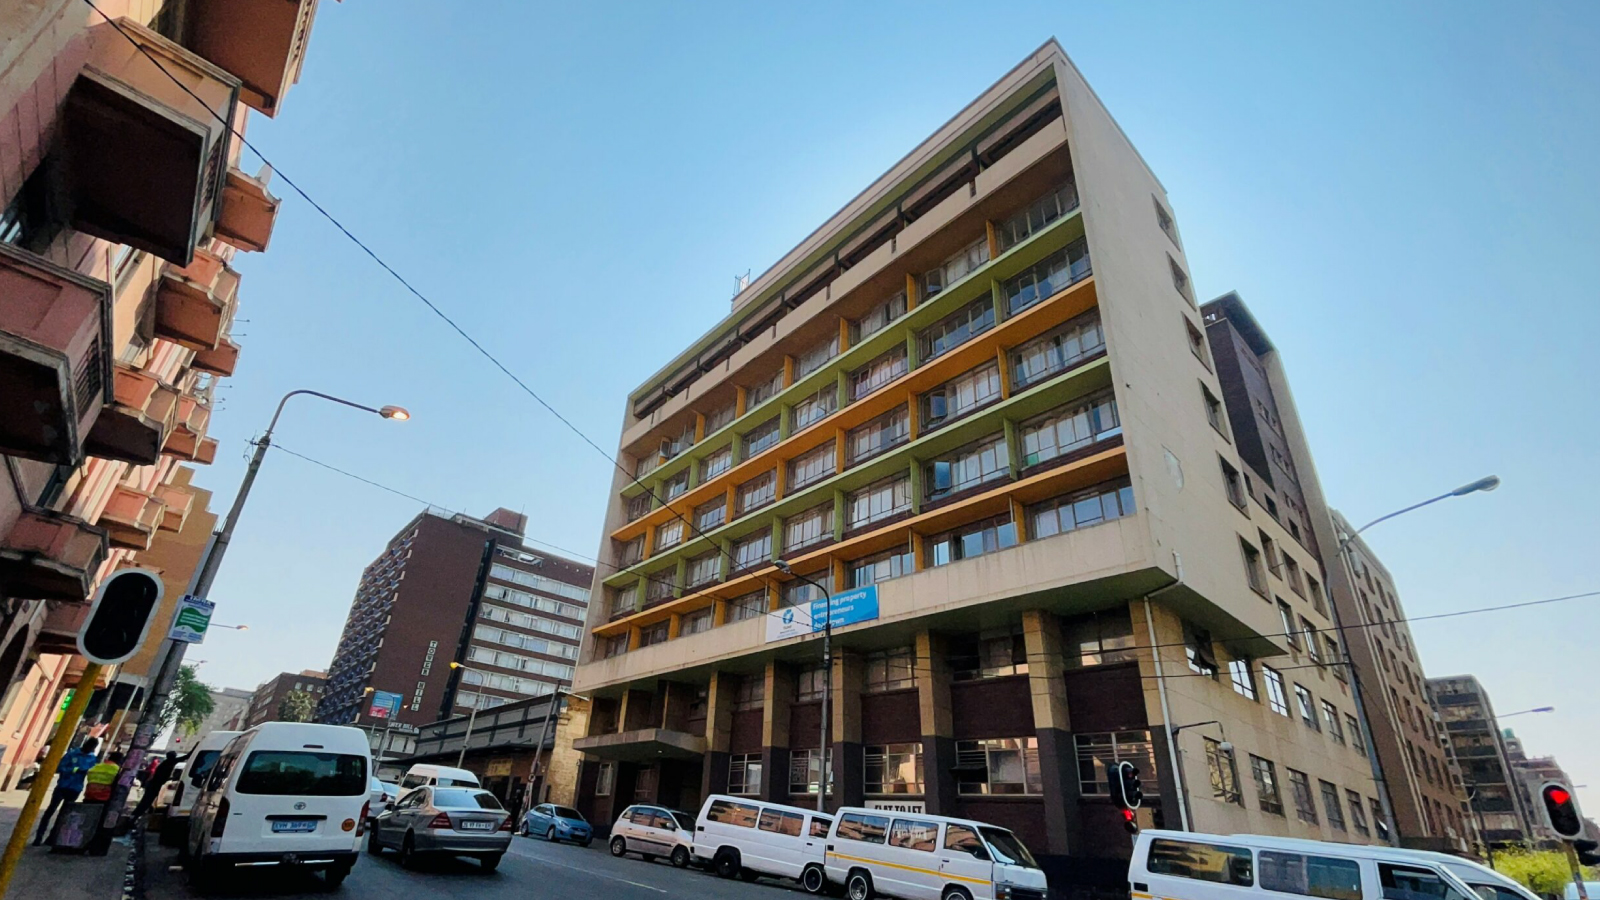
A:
970,846,991,861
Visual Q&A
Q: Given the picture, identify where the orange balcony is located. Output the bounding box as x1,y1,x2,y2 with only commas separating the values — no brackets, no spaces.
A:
155,483,195,532
0,244,113,465
171,246,226,288
63,19,240,264
192,336,241,376
99,485,167,552
215,168,279,252
38,602,90,655
164,396,213,461
193,437,219,466
0,510,108,602
153,266,237,351
84,365,181,465
185,0,319,117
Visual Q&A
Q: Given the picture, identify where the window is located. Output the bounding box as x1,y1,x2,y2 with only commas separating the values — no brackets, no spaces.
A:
732,531,772,571
638,620,670,647
654,520,685,551
1185,621,1218,679
846,406,910,465
1301,617,1321,663
789,443,835,493
1251,755,1284,815
781,577,825,610
728,590,767,621
744,418,780,456
1326,637,1345,680
925,434,1009,500
1346,715,1365,752
1075,731,1158,797
1004,239,1091,316
597,634,629,659
922,237,988,298
662,471,690,502
792,385,839,431
794,335,840,380
1147,839,1253,885
627,493,653,521
1186,317,1210,366
784,503,832,552
836,812,890,843
1205,739,1243,805
789,747,833,795
1295,684,1319,730
1259,852,1362,900
1322,701,1344,744
705,400,737,435
851,346,909,399
1018,393,1120,467
1171,256,1195,304
1230,658,1258,701
608,585,638,618
1370,798,1387,841
644,571,677,604
1263,666,1289,716
846,475,911,529
702,446,733,481
1288,769,1317,824
1028,479,1135,539
685,552,721,589
759,808,805,837
864,647,915,692
733,675,764,711
1009,313,1104,389
1308,576,1328,616
614,536,645,568
695,497,727,531
853,291,907,342
635,451,662,479
864,743,923,794
1321,781,1347,831
728,754,762,795
1284,555,1303,595
848,547,913,587
737,470,776,514
920,361,1001,430
1347,790,1370,836
236,751,366,796
795,663,827,702
682,607,714,636
928,514,1017,566
998,182,1079,251
956,737,1041,795
1063,610,1138,667
944,824,983,854
950,627,1028,681
595,763,615,797
920,296,995,361
747,371,783,409
705,798,758,826
1278,601,1299,649
1241,538,1267,594
1203,383,1226,433
1154,197,1179,247
1222,458,1247,509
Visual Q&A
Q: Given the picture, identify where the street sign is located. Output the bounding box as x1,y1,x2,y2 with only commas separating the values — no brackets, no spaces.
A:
167,594,215,644
368,690,403,719
78,568,164,665
765,585,879,643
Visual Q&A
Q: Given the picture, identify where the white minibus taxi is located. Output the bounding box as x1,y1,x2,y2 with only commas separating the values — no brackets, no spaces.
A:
186,723,373,889
397,763,479,796
160,730,240,846
1130,830,1486,900
692,794,834,892
824,807,1048,900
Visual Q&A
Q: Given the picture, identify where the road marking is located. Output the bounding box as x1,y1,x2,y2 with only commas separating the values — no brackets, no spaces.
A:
508,845,668,893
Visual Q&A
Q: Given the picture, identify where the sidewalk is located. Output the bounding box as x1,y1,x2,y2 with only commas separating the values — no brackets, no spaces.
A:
0,789,133,900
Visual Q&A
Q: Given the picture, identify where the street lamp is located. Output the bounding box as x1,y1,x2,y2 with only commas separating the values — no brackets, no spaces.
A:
1168,721,1233,812
775,560,832,812
449,662,487,769
1332,475,1500,846
1498,707,1556,719
210,623,248,631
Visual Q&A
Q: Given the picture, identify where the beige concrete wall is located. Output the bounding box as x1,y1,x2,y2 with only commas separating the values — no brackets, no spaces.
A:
545,696,591,807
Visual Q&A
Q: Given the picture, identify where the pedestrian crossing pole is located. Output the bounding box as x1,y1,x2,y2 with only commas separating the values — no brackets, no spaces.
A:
0,662,103,900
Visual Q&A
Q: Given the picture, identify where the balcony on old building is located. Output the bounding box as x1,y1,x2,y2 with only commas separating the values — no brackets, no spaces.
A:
0,244,114,465
99,485,168,552
192,336,241,376
185,0,319,117
215,168,279,252
153,265,238,351
0,510,108,602
155,483,195,533
63,19,240,265
84,365,181,465
164,395,213,462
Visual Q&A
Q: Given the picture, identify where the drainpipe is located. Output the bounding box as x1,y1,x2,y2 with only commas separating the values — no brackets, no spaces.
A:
1144,552,1190,832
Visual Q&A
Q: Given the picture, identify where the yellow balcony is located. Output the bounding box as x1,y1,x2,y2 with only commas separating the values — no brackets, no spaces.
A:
83,365,181,465
99,485,167,552
0,510,108,602
185,0,319,117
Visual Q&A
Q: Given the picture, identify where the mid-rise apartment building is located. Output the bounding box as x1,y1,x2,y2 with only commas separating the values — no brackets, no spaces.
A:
567,42,1381,865
242,669,327,730
1430,675,1534,845
0,0,319,785
316,507,593,731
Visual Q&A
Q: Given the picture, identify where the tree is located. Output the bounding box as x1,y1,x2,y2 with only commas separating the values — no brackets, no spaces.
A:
276,690,316,723
1494,847,1592,896
158,665,215,740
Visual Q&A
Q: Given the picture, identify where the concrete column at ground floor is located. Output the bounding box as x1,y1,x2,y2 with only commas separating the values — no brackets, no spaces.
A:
831,650,865,810
1024,608,1083,855
702,670,737,799
760,660,794,802
916,630,958,815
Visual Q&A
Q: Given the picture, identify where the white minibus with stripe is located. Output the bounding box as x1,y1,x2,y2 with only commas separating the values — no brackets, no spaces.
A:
823,806,1048,900
692,794,835,892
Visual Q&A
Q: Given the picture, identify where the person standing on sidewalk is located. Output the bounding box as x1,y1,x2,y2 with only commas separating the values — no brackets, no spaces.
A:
33,737,99,845
127,751,178,822
83,751,124,803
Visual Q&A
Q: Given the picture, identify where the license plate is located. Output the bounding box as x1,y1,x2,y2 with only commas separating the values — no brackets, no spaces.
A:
460,820,495,831
271,819,318,834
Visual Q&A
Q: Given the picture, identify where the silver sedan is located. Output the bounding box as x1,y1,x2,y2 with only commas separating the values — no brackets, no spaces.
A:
368,786,512,871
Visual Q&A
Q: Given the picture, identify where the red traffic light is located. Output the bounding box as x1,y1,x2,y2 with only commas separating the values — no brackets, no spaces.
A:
1549,788,1571,806
1541,782,1584,840
1122,807,1139,835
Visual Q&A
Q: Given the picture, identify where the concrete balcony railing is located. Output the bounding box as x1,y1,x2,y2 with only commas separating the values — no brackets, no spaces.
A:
192,336,242,377
153,265,239,352
65,19,241,265
185,0,319,117
99,485,168,552
0,510,109,602
84,364,181,465
0,244,114,466
215,168,280,253
164,394,213,462
155,483,195,533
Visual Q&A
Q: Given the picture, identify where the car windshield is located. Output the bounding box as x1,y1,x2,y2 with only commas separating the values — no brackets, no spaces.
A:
553,806,584,821
980,827,1039,868
235,751,367,796
434,789,502,810
669,810,695,830
187,750,221,786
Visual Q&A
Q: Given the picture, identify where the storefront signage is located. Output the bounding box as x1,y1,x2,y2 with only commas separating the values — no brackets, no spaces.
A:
765,585,880,643
866,799,926,813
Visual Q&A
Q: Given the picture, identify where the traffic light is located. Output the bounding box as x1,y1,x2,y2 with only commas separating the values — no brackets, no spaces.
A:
1575,840,1600,867
1112,761,1143,810
1540,782,1584,841
77,568,164,665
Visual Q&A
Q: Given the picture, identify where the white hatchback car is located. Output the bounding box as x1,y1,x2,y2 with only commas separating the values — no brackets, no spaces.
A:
609,804,696,868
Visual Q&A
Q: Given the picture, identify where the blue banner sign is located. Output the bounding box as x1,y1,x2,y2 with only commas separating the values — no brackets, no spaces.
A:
765,585,880,643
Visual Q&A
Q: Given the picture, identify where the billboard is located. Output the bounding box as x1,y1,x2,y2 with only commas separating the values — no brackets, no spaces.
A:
368,690,403,720
765,585,879,643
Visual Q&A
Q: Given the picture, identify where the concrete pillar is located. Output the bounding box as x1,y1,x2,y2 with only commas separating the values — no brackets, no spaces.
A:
1022,609,1083,855
702,670,736,798
831,651,865,811
761,660,794,803
917,630,958,815
662,681,694,732
619,688,654,733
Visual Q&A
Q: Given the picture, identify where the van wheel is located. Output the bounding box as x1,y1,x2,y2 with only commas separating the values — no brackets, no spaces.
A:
714,849,741,879
846,869,875,900
670,846,690,868
941,887,973,900
802,863,828,894
399,833,418,869
610,836,628,856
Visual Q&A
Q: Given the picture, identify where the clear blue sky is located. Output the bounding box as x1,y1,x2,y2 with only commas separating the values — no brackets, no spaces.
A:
188,2,1600,808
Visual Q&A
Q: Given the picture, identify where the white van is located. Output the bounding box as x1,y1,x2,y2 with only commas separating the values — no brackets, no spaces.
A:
1338,844,1538,900
692,794,834,892
824,807,1048,900
186,723,373,889
1130,830,1485,900
160,730,240,846
397,763,479,796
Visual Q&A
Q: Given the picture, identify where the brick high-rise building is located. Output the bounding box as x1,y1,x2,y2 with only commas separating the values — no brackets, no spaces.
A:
317,508,593,732
242,669,327,730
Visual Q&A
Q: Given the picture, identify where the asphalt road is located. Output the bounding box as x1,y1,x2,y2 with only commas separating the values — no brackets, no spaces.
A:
144,831,813,900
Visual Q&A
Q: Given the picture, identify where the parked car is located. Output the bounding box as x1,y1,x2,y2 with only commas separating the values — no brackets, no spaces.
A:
397,764,479,797
369,785,512,871
609,804,695,867
824,806,1047,900
160,730,240,847
521,803,593,845
153,763,185,810
692,794,833,892
367,776,399,826
185,723,373,889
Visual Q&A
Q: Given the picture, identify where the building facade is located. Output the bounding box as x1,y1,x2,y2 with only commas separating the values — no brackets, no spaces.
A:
0,0,320,783
316,507,593,732
1430,675,1534,845
567,43,1382,867
180,685,253,748
404,692,566,817
241,668,326,730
